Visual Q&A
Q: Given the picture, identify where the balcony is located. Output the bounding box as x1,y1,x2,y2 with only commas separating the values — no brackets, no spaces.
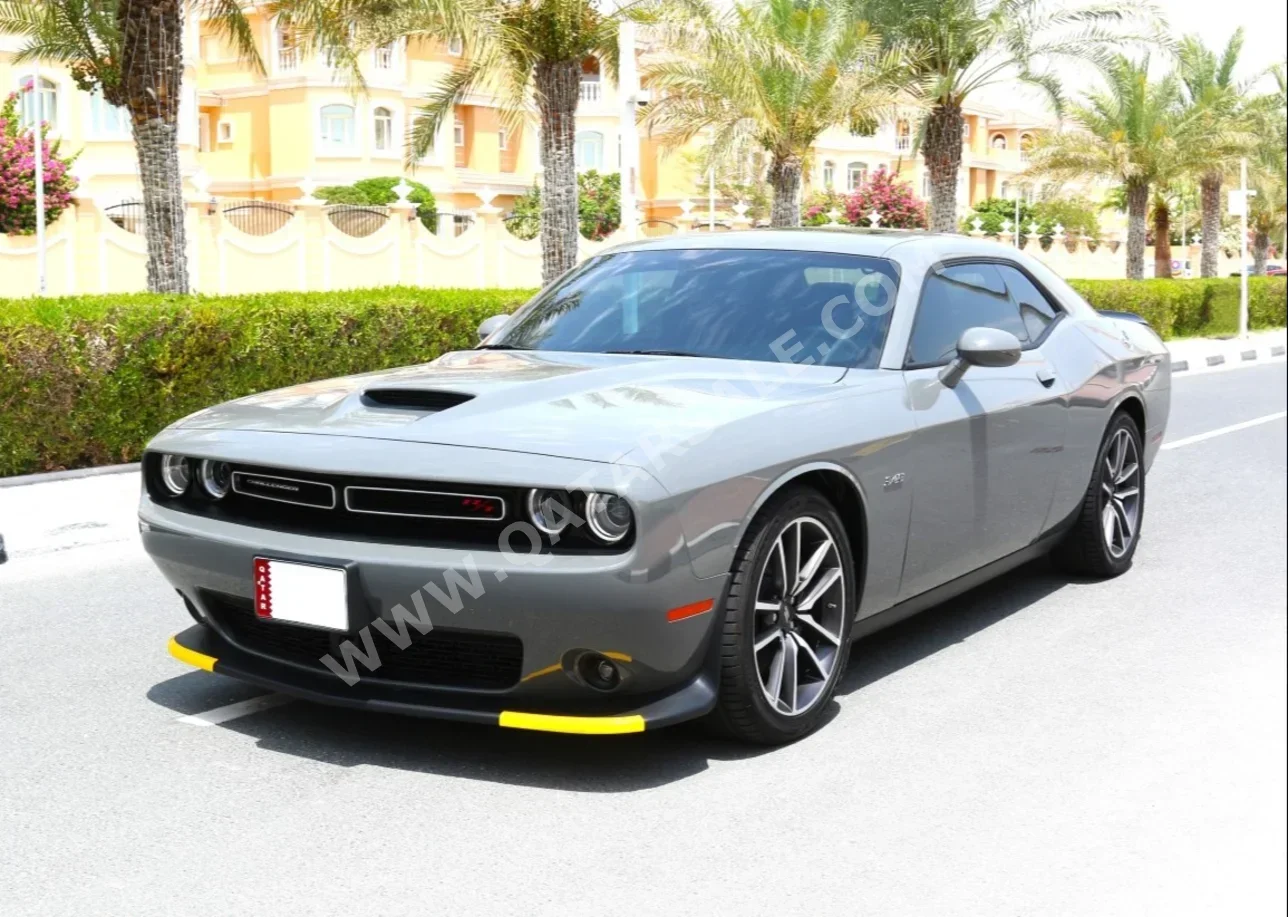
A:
895,137,912,152
277,47,299,72
579,80,603,104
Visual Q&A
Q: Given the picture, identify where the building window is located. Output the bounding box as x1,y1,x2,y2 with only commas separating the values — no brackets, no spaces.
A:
575,130,604,171
447,37,463,56
374,42,395,69
498,126,508,151
1020,132,1034,163
922,172,931,199
822,160,835,189
319,104,356,151
962,121,971,142
86,89,129,139
217,120,234,143
453,117,466,147
373,106,394,153
1000,180,1011,200
275,24,299,72
991,133,1008,150
895,120,911,152
18,75,58,131
846,161,868,192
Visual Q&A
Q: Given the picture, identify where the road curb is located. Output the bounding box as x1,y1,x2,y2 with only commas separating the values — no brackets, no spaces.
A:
0,462,140,490
1169,335,1288,375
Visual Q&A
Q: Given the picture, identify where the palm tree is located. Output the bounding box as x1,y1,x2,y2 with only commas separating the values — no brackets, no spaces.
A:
851,0,1155,232
1177,29,1257,278
1028,55,1184,280
1,0,260,292
1248,65,1287,275
276,0,647,285
639,0,909,227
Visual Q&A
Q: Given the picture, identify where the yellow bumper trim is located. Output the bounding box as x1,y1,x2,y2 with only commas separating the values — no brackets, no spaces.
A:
168,636,217,672
498,711,646,735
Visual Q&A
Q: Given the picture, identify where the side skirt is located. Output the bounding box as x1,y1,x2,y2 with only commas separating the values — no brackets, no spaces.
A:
852,528,1065,642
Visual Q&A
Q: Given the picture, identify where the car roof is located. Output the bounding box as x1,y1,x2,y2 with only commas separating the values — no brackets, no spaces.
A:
601,228,1035,263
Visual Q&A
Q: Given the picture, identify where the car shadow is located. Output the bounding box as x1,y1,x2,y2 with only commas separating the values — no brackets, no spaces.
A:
146,557,1074,793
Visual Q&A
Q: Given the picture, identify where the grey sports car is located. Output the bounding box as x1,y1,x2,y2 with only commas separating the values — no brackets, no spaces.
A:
146,230,1169,743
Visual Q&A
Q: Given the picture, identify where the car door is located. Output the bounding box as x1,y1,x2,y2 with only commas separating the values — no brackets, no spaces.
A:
897,260,1070,601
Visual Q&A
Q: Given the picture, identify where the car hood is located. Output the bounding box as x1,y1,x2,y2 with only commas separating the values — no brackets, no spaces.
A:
172,350,849,464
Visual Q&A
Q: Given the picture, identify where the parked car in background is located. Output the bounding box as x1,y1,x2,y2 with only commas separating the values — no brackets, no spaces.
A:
147,231,1171,745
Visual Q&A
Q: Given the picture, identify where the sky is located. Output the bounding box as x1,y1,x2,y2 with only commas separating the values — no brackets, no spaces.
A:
973,0,1287,116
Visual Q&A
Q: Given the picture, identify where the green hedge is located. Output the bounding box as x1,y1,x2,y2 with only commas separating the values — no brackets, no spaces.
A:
1,278,1285,477
1068,277,1287,340
0,288,535,477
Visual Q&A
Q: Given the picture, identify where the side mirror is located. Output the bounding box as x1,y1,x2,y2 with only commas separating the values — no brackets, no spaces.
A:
939,326,1022,388
477,313,511,343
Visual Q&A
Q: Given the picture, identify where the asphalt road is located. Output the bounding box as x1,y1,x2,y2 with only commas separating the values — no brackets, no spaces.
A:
1,363,1285,916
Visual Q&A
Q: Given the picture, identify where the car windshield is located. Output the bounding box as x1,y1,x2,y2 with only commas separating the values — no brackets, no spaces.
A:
487,248,901,368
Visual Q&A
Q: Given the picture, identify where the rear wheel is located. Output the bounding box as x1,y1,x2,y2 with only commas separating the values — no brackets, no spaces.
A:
1054,412,1145,577
710,488,855,744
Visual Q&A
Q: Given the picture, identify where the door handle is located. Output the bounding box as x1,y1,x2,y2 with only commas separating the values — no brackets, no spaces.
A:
1036,368,1057,388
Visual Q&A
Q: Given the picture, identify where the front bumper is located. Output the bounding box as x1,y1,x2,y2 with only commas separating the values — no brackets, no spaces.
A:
168,626,716,734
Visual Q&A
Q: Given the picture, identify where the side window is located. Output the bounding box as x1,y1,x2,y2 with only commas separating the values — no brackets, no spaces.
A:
997,264,1061,341
906,263,1028,366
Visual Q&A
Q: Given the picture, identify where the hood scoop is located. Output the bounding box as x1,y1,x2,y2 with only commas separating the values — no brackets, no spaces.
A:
360,389,475,412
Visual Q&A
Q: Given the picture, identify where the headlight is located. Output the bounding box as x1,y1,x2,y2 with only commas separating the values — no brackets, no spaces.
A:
199,459,232,499
585,492,632,544
159,454,192,495
527,488,575,536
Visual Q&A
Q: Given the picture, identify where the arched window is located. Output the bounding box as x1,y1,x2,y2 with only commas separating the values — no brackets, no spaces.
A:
991,133,1008,150
1020,132,1034,162
846,161,868,192
822,160,835,189
18,75,58,131
372,106,394,153
576,130,604,171
922,172,931,200
895,119,911,152
86,89,129,139
319,104,355,151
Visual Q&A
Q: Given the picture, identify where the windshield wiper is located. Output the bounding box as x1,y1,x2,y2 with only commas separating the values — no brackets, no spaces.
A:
475,343,528,351
604,349,707,358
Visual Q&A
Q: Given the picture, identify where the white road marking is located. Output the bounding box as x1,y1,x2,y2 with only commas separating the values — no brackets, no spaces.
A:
1161,411,1288,451
176,693,294,727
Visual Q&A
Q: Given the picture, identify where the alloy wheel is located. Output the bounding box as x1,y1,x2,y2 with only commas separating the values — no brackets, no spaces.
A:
1101,428,1141,559
752,517,847,717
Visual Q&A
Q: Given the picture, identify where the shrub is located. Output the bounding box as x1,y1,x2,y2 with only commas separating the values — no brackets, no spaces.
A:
505,171,622,241
0,287,536,477
1070,277,1287,339
0,92,78,235
842,167,927,229
315,177,437,230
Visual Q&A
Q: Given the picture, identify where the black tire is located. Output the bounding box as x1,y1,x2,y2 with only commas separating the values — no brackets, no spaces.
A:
1054,411,1145,577
708,486,856,745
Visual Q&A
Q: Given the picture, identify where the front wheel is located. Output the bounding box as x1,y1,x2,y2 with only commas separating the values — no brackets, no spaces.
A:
709,488,856,744
1054,411,1145,577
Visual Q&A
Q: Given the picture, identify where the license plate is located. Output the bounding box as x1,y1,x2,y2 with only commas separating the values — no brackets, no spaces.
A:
253,558,348,632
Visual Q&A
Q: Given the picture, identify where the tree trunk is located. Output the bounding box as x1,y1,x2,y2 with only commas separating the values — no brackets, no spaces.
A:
768,154,802,227
1199,172,1222,279
533,59,581,286
1252,230,1270,275
1125,181,1149,280
924,102,965,233
1153,199,1172,279
120,0,189,294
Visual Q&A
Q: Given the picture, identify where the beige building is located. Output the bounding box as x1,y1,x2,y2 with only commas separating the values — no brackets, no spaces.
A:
3,7,1060,232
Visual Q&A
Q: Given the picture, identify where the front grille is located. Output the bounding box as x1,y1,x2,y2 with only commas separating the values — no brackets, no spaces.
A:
144,455,630,553
204,594,524,691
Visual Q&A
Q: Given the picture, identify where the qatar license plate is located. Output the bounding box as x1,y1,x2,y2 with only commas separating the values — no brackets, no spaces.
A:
253,557,348,632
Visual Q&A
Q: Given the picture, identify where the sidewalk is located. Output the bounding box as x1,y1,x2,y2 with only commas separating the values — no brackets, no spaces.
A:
1166,328,1287,375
